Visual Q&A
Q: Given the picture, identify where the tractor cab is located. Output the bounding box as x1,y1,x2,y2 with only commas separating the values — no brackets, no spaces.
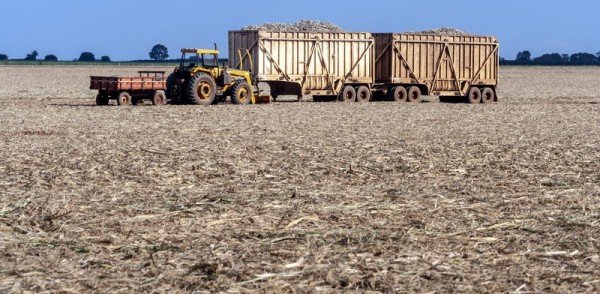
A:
179,48,219,70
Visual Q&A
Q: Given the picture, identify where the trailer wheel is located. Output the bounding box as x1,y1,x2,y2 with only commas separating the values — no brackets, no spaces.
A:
95,93,109,106
230,81,253,105
339,86,356,103
356,86,371,103
153,90,167,106
481,87,495,104
187,73,216,106
467,87,482,104
117,92,132,106
407,86,422,103
389,87,408,102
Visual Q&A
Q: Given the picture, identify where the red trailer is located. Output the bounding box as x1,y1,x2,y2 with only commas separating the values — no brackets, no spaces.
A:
90,71,167,106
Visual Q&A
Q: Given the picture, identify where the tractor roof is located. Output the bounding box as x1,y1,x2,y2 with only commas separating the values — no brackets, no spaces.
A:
181,48,219,55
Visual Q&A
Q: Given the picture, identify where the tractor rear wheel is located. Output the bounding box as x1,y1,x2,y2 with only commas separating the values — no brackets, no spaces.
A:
356,86,371,103
467,87,482,104
153,90,167,106
339,85,356,103
388,86,408,102
231,81,253,105
96,93,109,106
117,92,132,106
481,87,495,104
187,73,217,106
407,86,422,103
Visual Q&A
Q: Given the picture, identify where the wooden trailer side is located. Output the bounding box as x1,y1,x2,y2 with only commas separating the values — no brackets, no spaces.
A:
229,30,375,97
374,33,499,97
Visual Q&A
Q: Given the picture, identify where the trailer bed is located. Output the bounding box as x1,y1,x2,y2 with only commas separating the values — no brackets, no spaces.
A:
90,71,166,92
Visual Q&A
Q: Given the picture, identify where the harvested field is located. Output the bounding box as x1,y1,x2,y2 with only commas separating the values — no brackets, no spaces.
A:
0,66,599,292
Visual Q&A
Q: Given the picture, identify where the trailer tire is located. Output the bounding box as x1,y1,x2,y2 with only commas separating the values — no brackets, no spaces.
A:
389,86,408,102
153,90,167,106
339,85,356,103
481,87,495,104
356,86,371,103
467,87,482,104
407,86,422,103
230,81,252,105
117,92,132,106
96,93,109,106
187,73,216,106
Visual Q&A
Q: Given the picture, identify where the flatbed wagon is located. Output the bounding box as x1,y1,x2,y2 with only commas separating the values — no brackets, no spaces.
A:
90,71,168,106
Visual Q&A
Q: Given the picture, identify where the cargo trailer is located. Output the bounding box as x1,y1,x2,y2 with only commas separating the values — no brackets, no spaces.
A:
90,71,167,106
229,31,375,102
230,31,499,104
373,33,499,103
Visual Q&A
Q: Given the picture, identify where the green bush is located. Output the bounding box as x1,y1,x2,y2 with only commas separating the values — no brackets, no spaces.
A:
78,52,96,62
44,54,58,61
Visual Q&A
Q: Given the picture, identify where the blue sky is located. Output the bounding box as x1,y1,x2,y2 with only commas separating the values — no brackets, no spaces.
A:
1,0,599,61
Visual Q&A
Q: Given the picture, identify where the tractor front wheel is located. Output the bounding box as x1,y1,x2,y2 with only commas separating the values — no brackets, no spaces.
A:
231,81,253,105
187,73,217,106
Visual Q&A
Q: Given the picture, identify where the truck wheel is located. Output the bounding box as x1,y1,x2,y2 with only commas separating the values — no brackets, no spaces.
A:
339,86,356,102
388,86,408,102
231,81,253,105
187,73,216,106
481,87,495,104
407,86,422,103
467,87,482,104
153,90,167,106
356,86,371,103
96,93,109,106
117,92,132,106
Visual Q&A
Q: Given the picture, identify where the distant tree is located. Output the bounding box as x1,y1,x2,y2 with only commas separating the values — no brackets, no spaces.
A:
149,44,169,61
570,53,596,65
44,54,58,61
534,53,563,65
78,52,96,62
0,54,8,61
100,55,111,62
516,51,531,62
561,54,570,63
24,50,39,61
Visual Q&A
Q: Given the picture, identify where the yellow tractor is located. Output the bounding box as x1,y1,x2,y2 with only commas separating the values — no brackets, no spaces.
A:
166,48,255,105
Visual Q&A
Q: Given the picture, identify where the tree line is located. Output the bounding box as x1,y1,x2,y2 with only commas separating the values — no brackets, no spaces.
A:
0,44,170,62
502,51,600,65
5,44,599,66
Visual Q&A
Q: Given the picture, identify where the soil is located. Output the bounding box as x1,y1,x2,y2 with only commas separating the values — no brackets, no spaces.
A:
0,66,599,292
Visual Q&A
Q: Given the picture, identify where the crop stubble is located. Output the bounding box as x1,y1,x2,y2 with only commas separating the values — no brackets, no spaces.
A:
0,66,599,292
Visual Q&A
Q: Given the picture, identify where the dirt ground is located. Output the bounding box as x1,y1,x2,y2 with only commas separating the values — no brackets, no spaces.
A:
0,66,599,292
